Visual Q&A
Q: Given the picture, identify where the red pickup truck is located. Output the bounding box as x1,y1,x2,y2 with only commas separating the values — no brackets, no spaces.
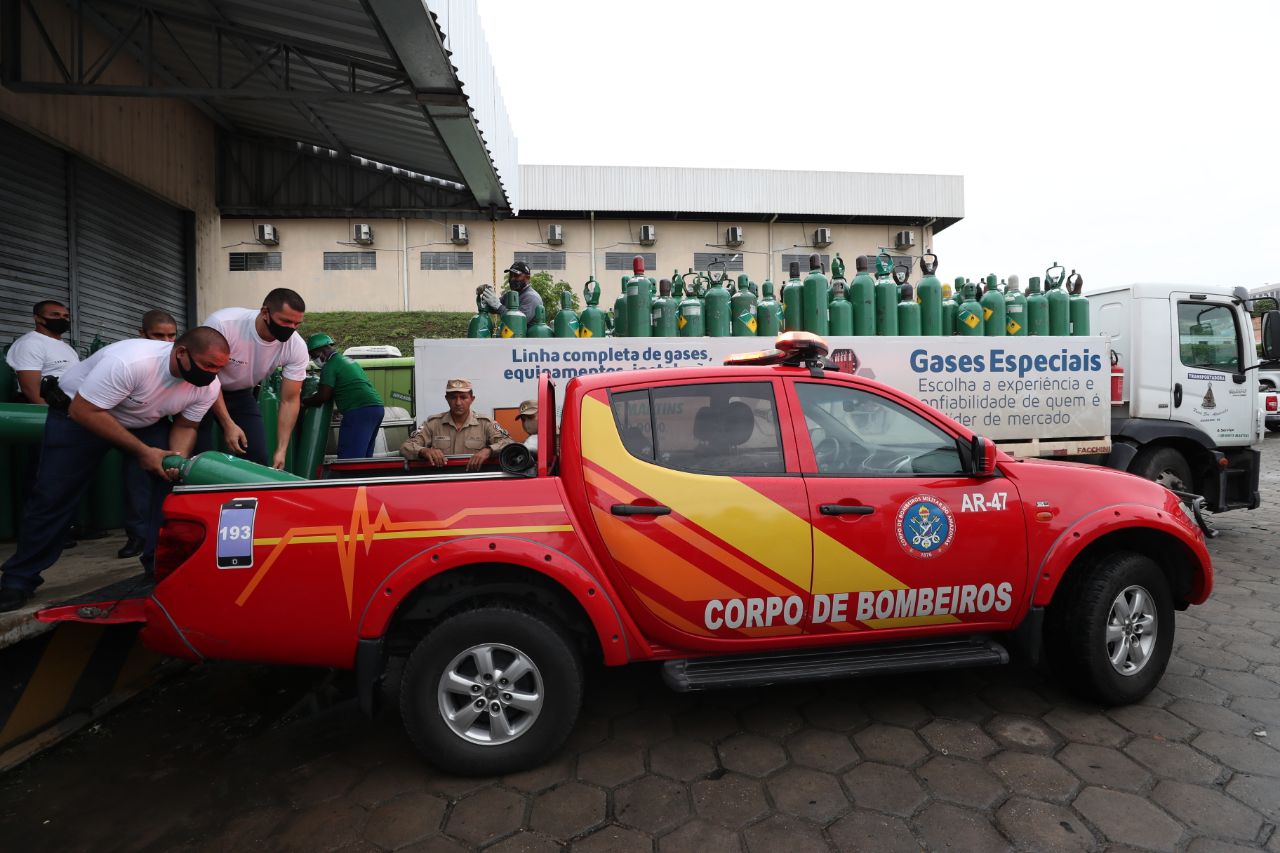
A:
41,335,1212,775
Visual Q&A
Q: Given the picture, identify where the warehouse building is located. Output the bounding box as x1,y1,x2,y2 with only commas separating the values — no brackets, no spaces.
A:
211,165,965,312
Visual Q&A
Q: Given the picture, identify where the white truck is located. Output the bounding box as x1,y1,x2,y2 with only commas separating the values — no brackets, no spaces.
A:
1091,283,1279,512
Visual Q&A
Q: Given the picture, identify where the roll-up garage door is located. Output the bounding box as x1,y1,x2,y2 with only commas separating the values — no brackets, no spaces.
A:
0,122,70,345
74,163,188,346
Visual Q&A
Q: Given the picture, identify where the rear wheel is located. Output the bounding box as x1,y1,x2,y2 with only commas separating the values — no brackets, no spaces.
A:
1131,446,1193,492
1047,552,1174,705
400,606,583,776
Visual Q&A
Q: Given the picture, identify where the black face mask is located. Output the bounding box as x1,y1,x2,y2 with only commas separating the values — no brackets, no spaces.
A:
42,317,70,335
177,349,218,387
264,314,296,343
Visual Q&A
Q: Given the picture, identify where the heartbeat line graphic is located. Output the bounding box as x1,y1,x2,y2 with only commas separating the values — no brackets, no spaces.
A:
235,487,571,614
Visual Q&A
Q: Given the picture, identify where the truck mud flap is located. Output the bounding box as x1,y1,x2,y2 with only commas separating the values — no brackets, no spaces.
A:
663,637,1008,692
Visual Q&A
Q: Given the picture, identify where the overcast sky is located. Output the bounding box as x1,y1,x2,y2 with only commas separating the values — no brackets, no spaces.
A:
477,0,1277,291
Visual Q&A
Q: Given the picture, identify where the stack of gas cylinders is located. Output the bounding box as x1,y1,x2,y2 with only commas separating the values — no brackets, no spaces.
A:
468,254,1092,339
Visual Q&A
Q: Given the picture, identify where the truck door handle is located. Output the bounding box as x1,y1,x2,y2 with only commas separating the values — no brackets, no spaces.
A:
1173,383,1183,407
611,504,671,516
819,504,875,516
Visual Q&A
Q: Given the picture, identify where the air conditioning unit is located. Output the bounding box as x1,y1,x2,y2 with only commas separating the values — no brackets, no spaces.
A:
353,223,374,245
255,224,279,245
726,226,745,247
639,224,657,245
814,227,833,248
895,230,916,250
546,224,564,245
450,224,469,245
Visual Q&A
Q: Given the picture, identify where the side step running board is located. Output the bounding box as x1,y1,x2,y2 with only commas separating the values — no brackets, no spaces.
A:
663,637,1008,692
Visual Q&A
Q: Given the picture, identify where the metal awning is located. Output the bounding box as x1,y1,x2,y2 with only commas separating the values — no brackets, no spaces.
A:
1,0,515,213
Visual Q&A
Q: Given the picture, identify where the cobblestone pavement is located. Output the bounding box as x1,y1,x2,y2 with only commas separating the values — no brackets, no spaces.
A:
3,435,1279,852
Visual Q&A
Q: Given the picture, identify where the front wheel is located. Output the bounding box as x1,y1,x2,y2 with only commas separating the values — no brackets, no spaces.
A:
400,606,583,776
1047,552,1174,705
1131,446,1193,493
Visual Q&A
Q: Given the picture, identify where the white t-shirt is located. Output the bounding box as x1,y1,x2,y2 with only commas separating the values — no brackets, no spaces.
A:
6,331,80,378
202,307,308,392
59,339,220,429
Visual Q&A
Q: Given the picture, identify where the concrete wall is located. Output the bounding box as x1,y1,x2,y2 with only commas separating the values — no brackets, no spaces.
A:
209,216,939,313
0,1,220,312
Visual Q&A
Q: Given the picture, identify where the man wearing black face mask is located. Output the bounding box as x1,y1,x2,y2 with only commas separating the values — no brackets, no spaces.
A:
197,288,308,469
504,260,543,323
0,327,230,612
6,300,79,405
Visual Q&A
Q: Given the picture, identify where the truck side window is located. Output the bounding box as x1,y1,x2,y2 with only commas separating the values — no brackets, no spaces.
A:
795,383,964,476
610,390,654,460
1177,302,1242,373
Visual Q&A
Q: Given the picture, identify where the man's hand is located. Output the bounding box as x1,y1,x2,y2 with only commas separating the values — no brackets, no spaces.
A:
139,446,180,481
419,447,447,467
271,448,288,470
223,422,249,454
467,447,491,471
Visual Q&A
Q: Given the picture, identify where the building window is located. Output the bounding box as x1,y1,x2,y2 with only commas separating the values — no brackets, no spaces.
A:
514,251,566,271
421,251,474,271
605,252,657,271
693,252,745,272
228,251,282,272
323,251,376,271
780,253,832,275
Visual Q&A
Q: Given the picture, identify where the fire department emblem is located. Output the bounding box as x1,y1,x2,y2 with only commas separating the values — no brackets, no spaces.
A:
895,496,955,559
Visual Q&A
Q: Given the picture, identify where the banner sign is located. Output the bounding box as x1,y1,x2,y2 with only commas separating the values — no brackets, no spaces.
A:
413,336,1111,442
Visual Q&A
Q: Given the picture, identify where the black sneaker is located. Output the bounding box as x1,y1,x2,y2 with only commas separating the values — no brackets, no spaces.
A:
0,588,32,613
117,536,145,559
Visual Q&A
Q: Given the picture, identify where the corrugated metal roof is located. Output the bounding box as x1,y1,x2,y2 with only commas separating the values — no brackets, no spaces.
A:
519,165,963,223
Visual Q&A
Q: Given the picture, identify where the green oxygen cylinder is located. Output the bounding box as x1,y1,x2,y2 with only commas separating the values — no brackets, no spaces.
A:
625,256,653,338
980,274,1007,337
165,452,305,486
731,274,759,336
1045,262,1070,336
703,271,732,337
500,290,527,338
1067,271,1090,336
957,283,985,336
850,255,876,335
613,276,628,337
467,293,492,339
670,270,685,298
258,375,280,463
801,254,829,335
897,283,922,337
828,278,853,336
917,253,943,336
781,260,804,332
1025,276,1048,336
873,253,898,336
579,277,606,339
527,305,553,339
1004,274,1027,336
677,288,705,337
941,283,959,336
756,280,782,337
292,383,333,478
829,254,847,306
652,278,679,337
553,290,580,338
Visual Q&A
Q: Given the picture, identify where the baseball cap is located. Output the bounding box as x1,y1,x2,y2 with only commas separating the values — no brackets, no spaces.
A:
506,260,532,277
445,378,473,393
518,400,537,418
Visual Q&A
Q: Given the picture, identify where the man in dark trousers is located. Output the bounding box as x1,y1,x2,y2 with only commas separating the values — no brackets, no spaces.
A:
303,333,385,459
0,327,230,612
197,288,308,469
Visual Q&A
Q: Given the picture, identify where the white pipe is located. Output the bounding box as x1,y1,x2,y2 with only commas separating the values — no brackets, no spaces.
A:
401,217,409,311
590,211,596,280
767,213,778,281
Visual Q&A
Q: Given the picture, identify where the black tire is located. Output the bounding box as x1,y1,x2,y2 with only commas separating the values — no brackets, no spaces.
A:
1131,446,1193,492
399,606,582,776
1047,552,1174,705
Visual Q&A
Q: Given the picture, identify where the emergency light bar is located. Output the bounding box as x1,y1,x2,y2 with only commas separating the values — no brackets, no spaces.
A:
724,332,830,367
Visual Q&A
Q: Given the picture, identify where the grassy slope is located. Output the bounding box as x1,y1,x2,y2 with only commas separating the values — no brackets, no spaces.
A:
303,312,471,355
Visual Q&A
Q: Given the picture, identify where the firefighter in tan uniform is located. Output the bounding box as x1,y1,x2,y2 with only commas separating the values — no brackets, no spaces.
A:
401,378,512,471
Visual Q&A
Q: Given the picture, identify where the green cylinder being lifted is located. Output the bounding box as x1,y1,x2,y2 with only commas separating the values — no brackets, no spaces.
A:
1045,262,1070,336
652,279,679,337
828,279,853,336
579,277,606,339
625,256,653,338
553,291,580,338
500,290,527,338
897,283,922,337
874,254,898,336
780,261,804,332
917,253,943,336
731,276,759,336
1067,271,1090,336
165,451,306,486
850,255,875,336
1004,275,1027,336
829,254,847,307
0,401,48,443
527,305,553,339
756,280,781,337
957,284,985,336
980,276,1007,337
467,293,492,339
801,254,829,335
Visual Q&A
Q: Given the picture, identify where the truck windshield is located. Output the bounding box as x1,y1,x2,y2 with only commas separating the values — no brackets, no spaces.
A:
1178,302,1242,374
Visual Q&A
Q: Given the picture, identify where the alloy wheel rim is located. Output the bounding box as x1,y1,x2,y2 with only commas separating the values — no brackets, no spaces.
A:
1105,584,1157,676
438,642,543,746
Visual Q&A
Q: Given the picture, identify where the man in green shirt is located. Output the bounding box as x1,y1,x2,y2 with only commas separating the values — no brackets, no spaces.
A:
302,334,385,459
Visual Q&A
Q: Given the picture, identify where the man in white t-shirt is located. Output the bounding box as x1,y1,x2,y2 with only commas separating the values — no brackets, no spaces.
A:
5,299,79,404
197,288,308,469
0,327,230,612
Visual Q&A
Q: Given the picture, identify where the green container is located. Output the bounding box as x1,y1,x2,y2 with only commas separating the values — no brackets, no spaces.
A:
352,357,414,409
1067,271,1090,336
677,294,705,337
755,281,782,338
259,376,280,464
625,266,653,338
652,279,679,337
942,283,959,337
612,281,628,338
873,254,898,336
1026,276,1049,336
980,278,1007,337
500,291,527,339
957,284,985,336
166,452,305,486
828,281,853,336
703,277,731,337
897,284,922,336
579,277,607,339
0,402,48,443
1004,275,1027,336
801,255,829,336
527,305,553,339
91,449,125,530
553,291,580,338
850,255,876,336
1046,286,1070,337
781,261,804,332
917,253,943,337
290,375,331,478
467,293,492,339
731,283,758,337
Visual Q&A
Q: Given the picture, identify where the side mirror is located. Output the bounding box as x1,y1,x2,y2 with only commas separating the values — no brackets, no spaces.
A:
970,435,998,477
1262,310,1280,362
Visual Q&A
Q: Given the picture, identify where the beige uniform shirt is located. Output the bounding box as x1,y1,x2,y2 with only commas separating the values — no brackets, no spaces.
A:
401,411,512,460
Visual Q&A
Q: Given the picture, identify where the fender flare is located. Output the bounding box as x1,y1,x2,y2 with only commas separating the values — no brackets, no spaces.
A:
356,535,632,665
1030,503,1212,608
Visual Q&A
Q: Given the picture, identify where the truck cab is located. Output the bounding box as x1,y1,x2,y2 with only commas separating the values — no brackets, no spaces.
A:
1091,283,1280,511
